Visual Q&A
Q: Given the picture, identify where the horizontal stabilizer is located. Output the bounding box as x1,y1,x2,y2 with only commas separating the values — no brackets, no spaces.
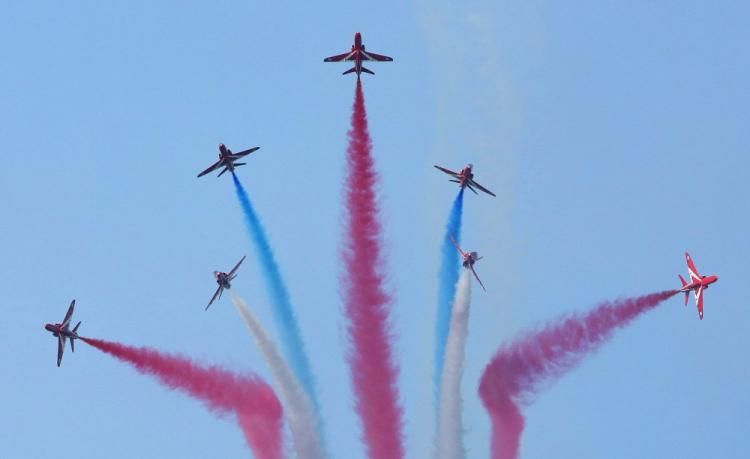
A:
361,66,375,75
343,67,357,75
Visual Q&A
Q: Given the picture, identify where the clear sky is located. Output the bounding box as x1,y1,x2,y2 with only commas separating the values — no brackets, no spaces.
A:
1,1,748,458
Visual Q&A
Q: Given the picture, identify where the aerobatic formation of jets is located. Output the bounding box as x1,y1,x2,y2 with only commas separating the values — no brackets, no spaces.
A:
44,32,719,376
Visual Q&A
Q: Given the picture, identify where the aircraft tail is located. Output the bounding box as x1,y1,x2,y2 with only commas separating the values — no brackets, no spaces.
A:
678,275,689,305
71,322,81,352
343,67,357,75
361,66,374,75
217,167,229,177
234,163,246,168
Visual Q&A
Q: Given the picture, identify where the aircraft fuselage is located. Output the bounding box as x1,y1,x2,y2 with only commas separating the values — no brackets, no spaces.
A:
44,323,77,340
215,272,231,290
680,275,718,293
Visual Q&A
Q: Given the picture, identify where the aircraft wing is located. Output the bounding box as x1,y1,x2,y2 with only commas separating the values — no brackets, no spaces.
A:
434,165,460,177
361,51,393,62
694,286,704,320
470,266,487,292
57,335,65,367
231,147,260,158
685,252,701,282
228,255,246,277
197,159,224,178
205,286,223,311
470,179,497,197
324,51,355,62
449,236,466,257
61,300,75,328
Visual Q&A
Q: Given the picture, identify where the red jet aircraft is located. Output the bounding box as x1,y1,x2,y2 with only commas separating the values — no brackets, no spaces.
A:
324,32,393,78
678,252,718,320
197,143,260,178
434,163,496,197
206,256,246,310
44,299,81,367
450,236,486,292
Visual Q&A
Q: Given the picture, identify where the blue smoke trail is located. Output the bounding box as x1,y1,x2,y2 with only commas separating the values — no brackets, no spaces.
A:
434,188,465,404
230,173,320,414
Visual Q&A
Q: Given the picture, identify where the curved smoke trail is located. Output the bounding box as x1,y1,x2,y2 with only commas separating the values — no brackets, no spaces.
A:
81,337,283,459
478,290,678,459
435,270,472,459
230,292,325,459
434,188,465,403
231,173,320,414
341,79,404,459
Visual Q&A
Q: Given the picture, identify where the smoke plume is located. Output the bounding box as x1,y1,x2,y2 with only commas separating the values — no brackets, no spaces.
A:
478,290,677,459
82,337,283,459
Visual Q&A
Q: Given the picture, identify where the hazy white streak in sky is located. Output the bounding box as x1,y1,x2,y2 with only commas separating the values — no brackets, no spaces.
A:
231,292,325,459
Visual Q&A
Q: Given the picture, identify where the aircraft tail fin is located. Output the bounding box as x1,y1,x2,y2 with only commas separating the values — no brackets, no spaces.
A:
678,275,689,305
73,321,81,334
217,167,229,177
361,66,375,75
343,67,357,75
233,163,246,168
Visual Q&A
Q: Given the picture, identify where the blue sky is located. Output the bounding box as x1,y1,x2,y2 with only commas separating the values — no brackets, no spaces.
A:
1,1,748,458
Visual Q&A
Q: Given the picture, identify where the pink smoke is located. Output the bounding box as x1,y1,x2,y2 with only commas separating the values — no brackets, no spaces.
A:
478,290,677,459
340,79,404,459
82,337,284,459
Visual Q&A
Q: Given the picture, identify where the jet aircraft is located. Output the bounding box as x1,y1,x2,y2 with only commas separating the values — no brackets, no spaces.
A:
44,299,81,367
206,256,246,310
678,252,718,320
450,237,486,291
434,163,496,197
324,32,393,78
197,143,260,178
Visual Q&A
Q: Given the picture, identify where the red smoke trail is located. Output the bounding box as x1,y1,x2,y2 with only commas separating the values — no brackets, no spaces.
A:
340,79,404,459
82,337,284,459
478,290,677,459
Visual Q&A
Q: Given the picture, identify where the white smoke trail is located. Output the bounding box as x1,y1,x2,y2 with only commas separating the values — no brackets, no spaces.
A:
435,271,472,459
231,292,325,459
